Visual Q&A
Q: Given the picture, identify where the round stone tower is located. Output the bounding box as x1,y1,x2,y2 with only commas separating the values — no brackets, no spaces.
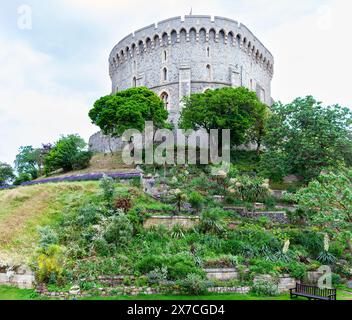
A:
109,15,274,126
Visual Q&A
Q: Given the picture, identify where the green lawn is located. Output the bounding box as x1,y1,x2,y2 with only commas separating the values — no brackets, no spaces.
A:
1,285,350,301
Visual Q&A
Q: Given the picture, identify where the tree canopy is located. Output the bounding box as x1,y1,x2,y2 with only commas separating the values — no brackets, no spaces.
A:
261,96,352,182
44,135,91,173
295,169,352,253
179,87,268,148
0,162,15,186
15,144,52,180
89,87,169,137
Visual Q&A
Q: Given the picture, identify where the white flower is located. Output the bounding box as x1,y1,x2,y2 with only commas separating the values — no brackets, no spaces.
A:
173,188,182,195
283,240,290,254
228,188,236,194
324,233,330,252
235,182,243,188
217,170,227,178
230,178,237,185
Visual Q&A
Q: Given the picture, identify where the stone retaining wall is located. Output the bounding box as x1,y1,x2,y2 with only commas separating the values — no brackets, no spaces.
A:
205,268,239,281
143,215,199,229
0,266,35,289
254,274,297,293
208,286,250,294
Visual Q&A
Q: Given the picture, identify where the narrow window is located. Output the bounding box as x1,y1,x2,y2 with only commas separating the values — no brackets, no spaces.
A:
133,77,137,87
206,64,211,80
163,68,168,81
207,47,210,57
163,50,167,61
160,92,169,110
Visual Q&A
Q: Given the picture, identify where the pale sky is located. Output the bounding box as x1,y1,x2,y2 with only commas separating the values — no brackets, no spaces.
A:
0,0,351,164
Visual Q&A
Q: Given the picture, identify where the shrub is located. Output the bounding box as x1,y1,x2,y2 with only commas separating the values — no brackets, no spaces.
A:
103,213,133,247
199,208,225,235
100,174,116,206
71,151,92,170
13,172,32,186
136,255,165,274
34,245,65,284
188,191,205,213
114,197,132,213
76,204,101,227
317,251,337,265
147,266,168,284
91,237,111,257
178,274,208,296
228,175,270,203
171,224,186,239
38,226,58,249
251,279,279,296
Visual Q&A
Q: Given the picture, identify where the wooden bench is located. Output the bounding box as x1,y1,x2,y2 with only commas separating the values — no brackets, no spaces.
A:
290,283,337,301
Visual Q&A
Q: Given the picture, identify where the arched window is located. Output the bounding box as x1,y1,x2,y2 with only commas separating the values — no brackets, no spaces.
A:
133,77,137,87
163,50,167,62
190,28,197,43
206,64,212,80
209,29,216,42
171,30,177,45
180,28,187,42
160,92,169,110
199,28,206,43
163,68,168,81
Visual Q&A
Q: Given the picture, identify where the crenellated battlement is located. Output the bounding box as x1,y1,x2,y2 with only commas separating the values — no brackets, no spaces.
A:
109,15,274,77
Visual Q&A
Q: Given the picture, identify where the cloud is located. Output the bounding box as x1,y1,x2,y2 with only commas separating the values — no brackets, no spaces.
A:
267,0,352,107
0,33,97,164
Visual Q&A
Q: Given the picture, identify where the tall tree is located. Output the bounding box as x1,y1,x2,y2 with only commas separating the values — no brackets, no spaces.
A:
89,87,168,137
295,169,352,254
262,96,352,182
179,87,267,148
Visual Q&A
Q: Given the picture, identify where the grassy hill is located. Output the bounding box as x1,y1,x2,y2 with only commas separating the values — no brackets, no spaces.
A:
0,182,99,264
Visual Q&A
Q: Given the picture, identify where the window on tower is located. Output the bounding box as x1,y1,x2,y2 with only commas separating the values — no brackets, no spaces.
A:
160,92,169,110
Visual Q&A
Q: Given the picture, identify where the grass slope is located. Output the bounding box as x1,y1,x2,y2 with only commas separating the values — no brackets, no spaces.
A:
0,182,99,264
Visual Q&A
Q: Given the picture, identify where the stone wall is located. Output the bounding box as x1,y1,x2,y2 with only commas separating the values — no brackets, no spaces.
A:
205,268,239,281
143,215,199,229
0,265,35,289
254,274,297,293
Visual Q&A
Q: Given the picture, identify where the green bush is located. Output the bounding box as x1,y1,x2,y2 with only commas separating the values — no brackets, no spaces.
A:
38,226,59,250
199,208,225,235
72,151,92,170
188,191,205,213
33,245,65,284
251,279,279,296
136,255,165,274
44,134,91,173
99,175,116,206
178,274,208,296
103,213,133,247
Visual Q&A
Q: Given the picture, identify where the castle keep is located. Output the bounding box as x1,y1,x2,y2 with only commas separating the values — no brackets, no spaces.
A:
90,15,274,152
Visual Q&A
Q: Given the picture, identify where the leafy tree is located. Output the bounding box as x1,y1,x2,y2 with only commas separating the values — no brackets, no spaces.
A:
15,144,52,180
89,87,168,137
0,162,15,186
262,96,352,181
246,102,270,154
44,135,92,173
295,169,352,254
179,87,267,148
